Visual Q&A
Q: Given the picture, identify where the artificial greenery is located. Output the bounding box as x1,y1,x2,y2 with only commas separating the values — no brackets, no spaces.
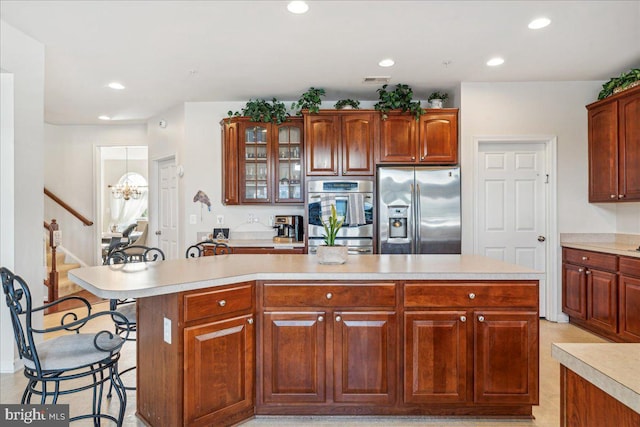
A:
334,99,361,110
428,91,449,101
374,83,423,121
598,68,640,100
227,98,289,124
320,204,344,246
292,87,326,115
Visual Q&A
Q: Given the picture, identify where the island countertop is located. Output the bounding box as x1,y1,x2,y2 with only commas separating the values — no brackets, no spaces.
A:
69,254,542,299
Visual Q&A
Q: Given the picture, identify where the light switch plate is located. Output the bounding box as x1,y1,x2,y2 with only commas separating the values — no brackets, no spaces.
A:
189,214,197,224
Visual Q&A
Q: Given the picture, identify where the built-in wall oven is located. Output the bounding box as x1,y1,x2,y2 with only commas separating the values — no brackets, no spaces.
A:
307,180,374,255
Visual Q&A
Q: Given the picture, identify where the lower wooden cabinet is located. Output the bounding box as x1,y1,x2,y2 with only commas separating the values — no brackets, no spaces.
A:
184,314,254,426
619,256,640,341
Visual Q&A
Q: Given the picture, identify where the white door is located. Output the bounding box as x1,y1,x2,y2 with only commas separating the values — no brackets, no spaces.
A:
158,157,178,259
476,141,548,316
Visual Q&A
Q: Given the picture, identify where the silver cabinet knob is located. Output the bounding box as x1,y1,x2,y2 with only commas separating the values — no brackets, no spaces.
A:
585,270,591,275
578,268,584,273
335,316,342,322
411,156,415,160
582,256,588,261
619,194,626,199
218,300,226,307
610,195,616,199
247,317,254,324
478,315,485,322
468,293,476,300
318,316,324,322
460,315,467,322
326,292,333,300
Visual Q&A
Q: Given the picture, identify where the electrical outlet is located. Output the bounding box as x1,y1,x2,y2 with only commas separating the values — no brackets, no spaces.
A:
163,317,172,344
216,215,224,225
189,214,197,225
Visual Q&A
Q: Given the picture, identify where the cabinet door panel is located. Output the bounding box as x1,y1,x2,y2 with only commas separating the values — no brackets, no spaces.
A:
562,263,587,319
305,115,340,175
404,311,468,403
619,274,640,342
378,114,417,163
587,269,618,333
333,311,396,404
474,311,538,404
418,111,458,164
618,92,640,200
341,113,375,175
262,311,326,403
239,123,272,203
588,101,618,202
184,315,254,426
222,122,240,205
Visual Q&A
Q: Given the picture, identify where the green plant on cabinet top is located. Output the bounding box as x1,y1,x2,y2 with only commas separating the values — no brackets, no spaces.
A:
374,83,423,121
598,68,640,100
292,87,326,115
428,91,449,102
334,99,361,110
228,98,290,124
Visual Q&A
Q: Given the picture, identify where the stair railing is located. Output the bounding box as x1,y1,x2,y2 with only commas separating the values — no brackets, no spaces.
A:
43,219,60,303
44,187,93,226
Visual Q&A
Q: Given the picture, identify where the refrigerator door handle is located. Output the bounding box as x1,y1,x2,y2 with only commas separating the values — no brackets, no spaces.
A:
410,183,415,254
416,183,421,250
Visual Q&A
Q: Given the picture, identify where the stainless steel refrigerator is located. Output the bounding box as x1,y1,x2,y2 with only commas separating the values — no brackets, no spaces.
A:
378,166,461,254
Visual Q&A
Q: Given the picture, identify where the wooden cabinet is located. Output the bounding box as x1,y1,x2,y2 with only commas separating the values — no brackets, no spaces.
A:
221,117,303,205
378,109,458,164
562,247,623,340
619,256,640,341
404,282,539,407
137,283,255,427
587,85,640,202
305,111,376,176
260,282,397,410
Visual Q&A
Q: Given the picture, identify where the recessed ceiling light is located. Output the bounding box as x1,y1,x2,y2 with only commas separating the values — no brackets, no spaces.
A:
486,57,505,67
378,58,395,67
98,115,111,121
528,17,551,30
287,1,309,14
107,82,125,90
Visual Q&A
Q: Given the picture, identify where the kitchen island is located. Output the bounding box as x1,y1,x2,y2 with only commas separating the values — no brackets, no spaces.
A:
70,254,542,427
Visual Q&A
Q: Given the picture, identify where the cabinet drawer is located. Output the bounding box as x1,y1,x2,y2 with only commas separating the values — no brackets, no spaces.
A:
184,283,253,322
563,248,618,271
404,282,538,308
620,256,640,277
263,283,396,307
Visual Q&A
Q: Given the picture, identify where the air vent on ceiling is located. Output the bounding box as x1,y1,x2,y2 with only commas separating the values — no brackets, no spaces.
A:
362,76,391,84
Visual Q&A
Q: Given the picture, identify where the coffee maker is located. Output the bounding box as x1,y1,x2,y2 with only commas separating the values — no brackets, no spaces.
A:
273,215,304,242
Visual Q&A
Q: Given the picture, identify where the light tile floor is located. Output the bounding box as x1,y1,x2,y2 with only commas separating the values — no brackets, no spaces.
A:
1,303,606,426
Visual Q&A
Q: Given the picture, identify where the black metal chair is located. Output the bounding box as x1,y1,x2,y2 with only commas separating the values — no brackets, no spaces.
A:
103,245,165,395
185,240,232,258
1,267,130,425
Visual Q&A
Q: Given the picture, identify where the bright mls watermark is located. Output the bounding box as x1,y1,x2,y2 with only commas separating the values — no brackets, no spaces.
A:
1,404,69,426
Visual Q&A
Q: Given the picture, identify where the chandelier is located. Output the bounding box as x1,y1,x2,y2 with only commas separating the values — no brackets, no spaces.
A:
109,147,146,201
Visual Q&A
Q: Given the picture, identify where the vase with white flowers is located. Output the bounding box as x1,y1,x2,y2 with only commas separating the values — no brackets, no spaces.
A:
317,204,348,264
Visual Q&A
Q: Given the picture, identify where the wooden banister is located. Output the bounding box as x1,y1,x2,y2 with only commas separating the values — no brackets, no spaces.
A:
44,219,59,303
44,187,93,226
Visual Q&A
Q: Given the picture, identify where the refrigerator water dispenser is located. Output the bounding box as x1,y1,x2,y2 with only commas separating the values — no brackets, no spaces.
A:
388,206,408,239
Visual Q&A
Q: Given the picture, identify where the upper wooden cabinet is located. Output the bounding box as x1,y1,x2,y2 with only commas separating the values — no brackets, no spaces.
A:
221,117,303,205
305,111,376,176
587,85,640,202
378,109,458,164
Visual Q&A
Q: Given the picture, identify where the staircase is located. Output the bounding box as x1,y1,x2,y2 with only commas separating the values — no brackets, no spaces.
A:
46,249,82,297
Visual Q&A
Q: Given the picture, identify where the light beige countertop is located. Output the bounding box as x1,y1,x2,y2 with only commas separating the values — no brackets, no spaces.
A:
561,233,640,258
552,343,640,413
69,254,541,299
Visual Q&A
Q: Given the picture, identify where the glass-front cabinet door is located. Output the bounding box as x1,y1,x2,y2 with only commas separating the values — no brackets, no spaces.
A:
240,124,271,203
275,121,304,203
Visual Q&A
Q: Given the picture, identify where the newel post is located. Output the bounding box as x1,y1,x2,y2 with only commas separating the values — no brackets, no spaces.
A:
48,219,60,303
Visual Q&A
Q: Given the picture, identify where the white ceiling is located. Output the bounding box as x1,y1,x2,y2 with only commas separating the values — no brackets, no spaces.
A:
1,0,639,125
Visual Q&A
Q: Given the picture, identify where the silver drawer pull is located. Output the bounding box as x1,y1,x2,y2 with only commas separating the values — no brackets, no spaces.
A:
326,292,333,300
460,316,466,322
468,293,476,300
335,316,342,322
218,300,226,307
478,315,485,322
247,317,254,324
582,256,588,261
318,316,324,322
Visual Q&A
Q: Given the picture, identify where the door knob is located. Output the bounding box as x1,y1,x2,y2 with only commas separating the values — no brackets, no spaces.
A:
155,230,162,235
537,235,546,242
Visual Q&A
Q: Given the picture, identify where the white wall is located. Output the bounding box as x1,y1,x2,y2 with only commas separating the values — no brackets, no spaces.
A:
0,21,45,372
44,124,147,265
